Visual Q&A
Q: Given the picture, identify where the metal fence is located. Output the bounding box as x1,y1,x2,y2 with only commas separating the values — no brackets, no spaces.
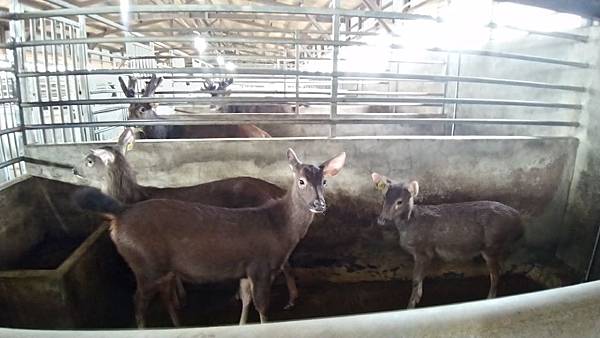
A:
0,1,592,182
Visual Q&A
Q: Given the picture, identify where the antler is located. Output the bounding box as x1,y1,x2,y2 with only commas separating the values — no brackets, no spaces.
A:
202,79,217,91
217,77,233,91
119,76,137,98
143,74,163,97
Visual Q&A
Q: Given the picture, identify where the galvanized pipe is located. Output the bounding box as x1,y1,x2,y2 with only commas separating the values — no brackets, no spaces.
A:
14,68,586,92
5,37,589,68
22,118,579,129
0,4,438,22
19,96,582,109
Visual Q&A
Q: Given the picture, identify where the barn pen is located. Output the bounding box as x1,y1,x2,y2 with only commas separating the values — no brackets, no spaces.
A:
0,0,600,336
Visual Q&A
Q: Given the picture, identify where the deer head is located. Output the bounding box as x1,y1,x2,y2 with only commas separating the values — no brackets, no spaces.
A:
287,148,346,214
372,173,419,225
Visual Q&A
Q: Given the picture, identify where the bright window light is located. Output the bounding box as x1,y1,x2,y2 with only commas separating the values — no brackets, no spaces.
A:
225,62,237,71
494,2,587,32
216,55,225,66
120,0,129,27
194,36,207,54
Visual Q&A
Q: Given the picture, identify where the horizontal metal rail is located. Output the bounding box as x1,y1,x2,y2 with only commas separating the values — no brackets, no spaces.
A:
22,118,579,129
19,96,582,109
6,36,589,68
154,90,446,97
123,24,591,42
0,157,23,170
15,68,586,92
0,97,19,104
0,126,22,136
1,4,439,21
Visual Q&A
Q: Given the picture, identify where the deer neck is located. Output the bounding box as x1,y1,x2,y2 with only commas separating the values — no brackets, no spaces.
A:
105,163,148,204
275,185,315,244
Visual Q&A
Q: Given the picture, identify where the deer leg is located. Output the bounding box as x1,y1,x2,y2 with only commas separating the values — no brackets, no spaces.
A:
282,262,299,310
174,276,186,309
482,252,500,299
249,272,273,324
156,273,181,327
239,278,253,325
407,255,429,309
134,286,152,328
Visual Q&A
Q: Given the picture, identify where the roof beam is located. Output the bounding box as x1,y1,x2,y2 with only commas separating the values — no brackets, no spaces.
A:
361,0,393,33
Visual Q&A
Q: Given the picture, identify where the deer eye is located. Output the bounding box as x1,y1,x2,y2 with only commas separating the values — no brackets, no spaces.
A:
298,178,306,188
394,200,402,209
323,179,327,187
86,158,94,167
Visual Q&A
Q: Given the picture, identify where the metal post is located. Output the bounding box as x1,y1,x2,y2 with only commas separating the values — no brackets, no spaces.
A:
41,18,58,143
61,22,76,142
51,19,67,142
330,0,341,138
450,53,461,136
9,0,27,147
31,19,47,143
295,30,300,115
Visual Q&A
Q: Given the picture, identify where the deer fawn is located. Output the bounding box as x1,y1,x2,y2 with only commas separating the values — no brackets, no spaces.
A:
371,173,523,308
74,148,346,327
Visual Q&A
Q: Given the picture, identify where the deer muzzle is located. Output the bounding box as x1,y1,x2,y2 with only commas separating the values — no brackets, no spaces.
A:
310,199,326,214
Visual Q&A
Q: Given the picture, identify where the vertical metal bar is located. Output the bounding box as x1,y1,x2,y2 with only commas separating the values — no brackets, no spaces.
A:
330,0,341,138
78,15,93,141
51,19,67,143
31,19,46,143
295,30,300,115
61,23,75,142
68,24,84,142
450,53,461,137
41,18,57,143
585,224,600,282
441,51,451,132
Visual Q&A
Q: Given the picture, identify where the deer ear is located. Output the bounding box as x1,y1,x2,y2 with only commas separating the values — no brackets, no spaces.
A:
118,128,136,154
90,148,115,166
371,172,391,193
287,148,301,171
321,152,346,177
408,180,419,197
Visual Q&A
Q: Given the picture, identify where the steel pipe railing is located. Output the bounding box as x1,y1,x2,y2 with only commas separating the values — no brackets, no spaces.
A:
18,96,582,110
5,37,589,68
22,117,579,130
14,68,586,92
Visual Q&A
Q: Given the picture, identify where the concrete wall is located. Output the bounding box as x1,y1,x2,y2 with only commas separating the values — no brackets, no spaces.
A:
25,136,577,281
0,176,102,269
557,28,600,278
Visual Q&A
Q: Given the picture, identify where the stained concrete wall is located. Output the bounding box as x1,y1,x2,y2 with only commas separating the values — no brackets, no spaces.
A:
0,176,102,269
24,136,577,282
557,28,600,278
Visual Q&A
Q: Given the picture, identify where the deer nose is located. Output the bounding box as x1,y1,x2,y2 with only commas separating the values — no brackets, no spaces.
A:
311,199,326,213
72,168,79,176
377,216,389,226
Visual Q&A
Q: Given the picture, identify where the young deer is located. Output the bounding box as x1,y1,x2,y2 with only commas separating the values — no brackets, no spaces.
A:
371,173,523,309
72,128,301,311
74,148,346,327
120,75,270,138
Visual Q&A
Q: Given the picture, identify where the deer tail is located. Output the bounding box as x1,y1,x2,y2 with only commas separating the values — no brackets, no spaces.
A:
72,187,126,220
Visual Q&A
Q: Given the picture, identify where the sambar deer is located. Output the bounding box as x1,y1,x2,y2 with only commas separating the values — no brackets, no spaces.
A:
72,128,301,311
120,75,270,138
201,78,307,114
74,148,346,327
371,173,523,308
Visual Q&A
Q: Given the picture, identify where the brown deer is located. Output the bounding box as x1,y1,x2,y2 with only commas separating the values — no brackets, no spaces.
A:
74,148,346,327
371,173,523,309
119,75,270,138
201,78,308,114
72,128,300,311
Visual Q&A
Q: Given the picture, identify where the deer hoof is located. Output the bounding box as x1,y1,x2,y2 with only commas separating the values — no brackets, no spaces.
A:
283,301,295,310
